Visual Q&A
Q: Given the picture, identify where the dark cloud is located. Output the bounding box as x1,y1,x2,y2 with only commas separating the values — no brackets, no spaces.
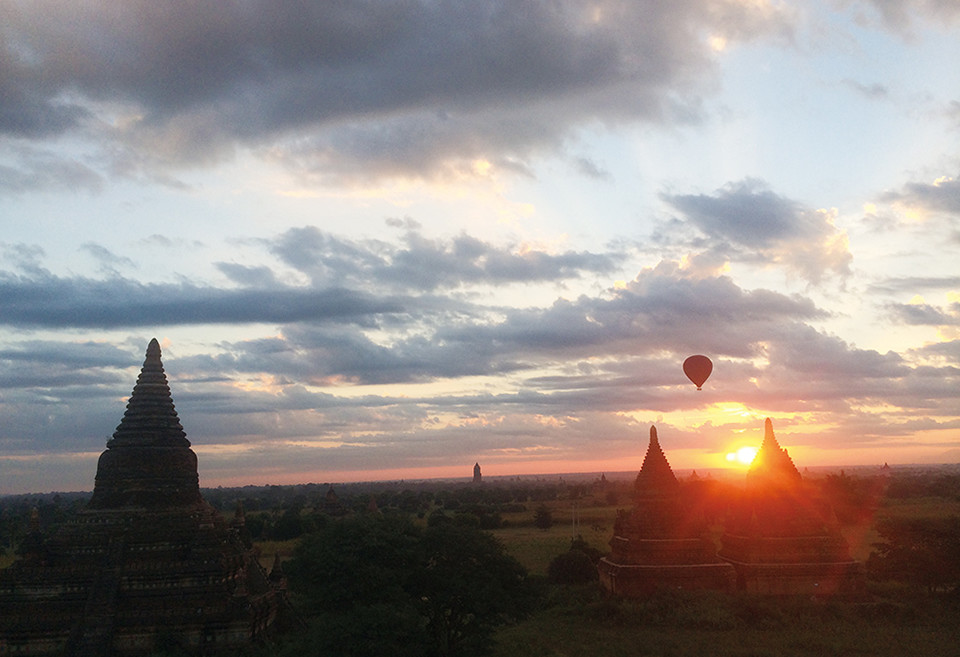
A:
270,225,625,290
913,339,960,364
0,0,794,182
177,262,825,387
0,270,404,328
887,301,960,326
0,147,104,195
0,227,626,331
662,179,852,282
215,262,280,288
882,175,960,214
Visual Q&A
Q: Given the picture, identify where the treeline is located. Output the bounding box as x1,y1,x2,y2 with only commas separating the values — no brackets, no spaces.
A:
204,479,587,541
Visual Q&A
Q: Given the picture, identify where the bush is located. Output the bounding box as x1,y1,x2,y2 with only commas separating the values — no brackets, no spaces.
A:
548,549,598,585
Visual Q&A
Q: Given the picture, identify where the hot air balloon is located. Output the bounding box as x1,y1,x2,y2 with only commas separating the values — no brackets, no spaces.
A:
683,355,712,390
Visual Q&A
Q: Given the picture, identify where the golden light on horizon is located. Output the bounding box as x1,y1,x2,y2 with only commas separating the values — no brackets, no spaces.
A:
725,445,758,466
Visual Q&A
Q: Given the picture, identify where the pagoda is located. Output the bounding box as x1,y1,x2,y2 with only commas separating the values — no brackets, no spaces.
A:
598,426,735,596
0,339,288,655
718,418,863,596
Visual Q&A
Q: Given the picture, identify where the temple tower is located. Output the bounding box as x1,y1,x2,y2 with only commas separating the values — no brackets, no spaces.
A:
718,418,864,596
0,340,288,655
473,462,482,483
598,426,735,596
89,338,201,509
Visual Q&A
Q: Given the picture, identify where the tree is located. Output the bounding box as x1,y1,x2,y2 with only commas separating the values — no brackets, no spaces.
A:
868,515,960,593
414,523,531,656
284,515,533,656
533,504,553,530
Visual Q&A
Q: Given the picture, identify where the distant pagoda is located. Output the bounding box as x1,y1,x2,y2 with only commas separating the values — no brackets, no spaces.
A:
718,418,864,596
0,339,289,655
598,426,735,596
473,462,482,484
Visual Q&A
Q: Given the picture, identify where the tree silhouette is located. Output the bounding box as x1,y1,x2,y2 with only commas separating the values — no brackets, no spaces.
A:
284,514,532,656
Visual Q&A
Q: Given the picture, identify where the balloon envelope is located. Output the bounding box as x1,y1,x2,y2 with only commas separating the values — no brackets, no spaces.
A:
683,355,712,390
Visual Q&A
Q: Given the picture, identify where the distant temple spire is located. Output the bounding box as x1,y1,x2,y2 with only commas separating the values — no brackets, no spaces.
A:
473,462,482,483
89,339,202,509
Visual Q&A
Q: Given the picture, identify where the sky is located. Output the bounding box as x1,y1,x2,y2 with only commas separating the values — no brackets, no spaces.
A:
1,0,959,495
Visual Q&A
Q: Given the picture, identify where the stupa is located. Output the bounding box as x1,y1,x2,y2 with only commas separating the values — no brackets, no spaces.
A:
0,339,288,655
598,426,735,596
718,418,863,596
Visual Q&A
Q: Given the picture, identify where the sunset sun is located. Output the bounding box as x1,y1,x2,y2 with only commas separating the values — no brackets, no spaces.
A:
726,446,758,466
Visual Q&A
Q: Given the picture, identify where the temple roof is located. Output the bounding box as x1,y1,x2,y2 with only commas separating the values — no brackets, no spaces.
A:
108,338,189,449
635,426,679,495
746,418,801,488
88,339,201,509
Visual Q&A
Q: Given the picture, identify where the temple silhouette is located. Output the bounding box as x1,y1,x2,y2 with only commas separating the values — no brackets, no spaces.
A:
601,421,863,597
718,418,864,595
598,426,736,595
0,339,288,655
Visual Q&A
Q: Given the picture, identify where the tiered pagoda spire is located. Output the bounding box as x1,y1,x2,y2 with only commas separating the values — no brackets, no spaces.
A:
718,418,863,596
89,339,202,509
635,426,679,495
600,425,735,596
0,339,289,654
746,418,801,490
108,338,189,449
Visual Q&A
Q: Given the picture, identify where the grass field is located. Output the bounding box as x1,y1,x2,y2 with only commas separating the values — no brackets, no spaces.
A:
492,501,618,576
491,584,960,657
487,493,960,657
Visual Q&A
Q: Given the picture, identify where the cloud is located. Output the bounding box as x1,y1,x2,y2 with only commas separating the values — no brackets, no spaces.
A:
0,226,627,332
0,270,405,329
0,145,104,194
2,250,956,486
887,300,960,326
882,175,960,215
851,0,960,34
0,0,795,184
80,243,137,276
573,156,612,181
662,179,853,283
841,79,889,99
168,260,826,389
868,275,960,295
269,225,625,290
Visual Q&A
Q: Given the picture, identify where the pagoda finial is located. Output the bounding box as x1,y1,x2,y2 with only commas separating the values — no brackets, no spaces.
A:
764,417,776,444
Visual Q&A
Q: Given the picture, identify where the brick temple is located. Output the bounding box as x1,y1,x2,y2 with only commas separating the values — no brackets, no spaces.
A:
0,339,288,656
717,418,864,596
598,426,736,596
